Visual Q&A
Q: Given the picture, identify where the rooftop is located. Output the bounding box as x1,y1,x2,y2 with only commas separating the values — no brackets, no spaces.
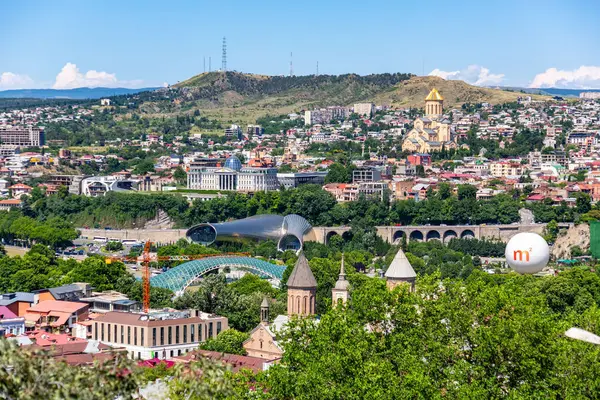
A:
425,88,444,102
287,252,317,289
385,248,417,280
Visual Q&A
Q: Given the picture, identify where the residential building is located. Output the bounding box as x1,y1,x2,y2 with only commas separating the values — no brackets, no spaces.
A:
0,292,35,317
407,153,432,167
304,106,348,125
0,199,22,211
34,283,91,303
246,125,264,136
8,183,32,198
353,103,375,117
78,291,142,314
224,124,242,140
490,162,524,177
0,126,45,147
24,300,89,332
352,167,382,183
0,306,26,336
92,309,228,360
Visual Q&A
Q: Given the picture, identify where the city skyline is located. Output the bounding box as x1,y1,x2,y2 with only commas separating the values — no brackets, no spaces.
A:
2,0,600,90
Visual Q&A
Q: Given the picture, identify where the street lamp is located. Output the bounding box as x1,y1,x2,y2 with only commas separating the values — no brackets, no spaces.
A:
565,327,600,345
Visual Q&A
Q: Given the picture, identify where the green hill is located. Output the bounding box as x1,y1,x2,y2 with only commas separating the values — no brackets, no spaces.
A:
143,72,550,123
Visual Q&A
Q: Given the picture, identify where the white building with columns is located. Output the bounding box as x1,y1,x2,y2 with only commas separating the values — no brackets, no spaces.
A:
187,156,279,192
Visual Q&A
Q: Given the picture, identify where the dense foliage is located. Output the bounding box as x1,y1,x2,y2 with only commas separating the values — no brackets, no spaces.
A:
264,269,600,399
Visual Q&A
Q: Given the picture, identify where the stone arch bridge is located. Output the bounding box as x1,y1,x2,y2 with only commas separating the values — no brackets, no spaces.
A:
312,223,568,245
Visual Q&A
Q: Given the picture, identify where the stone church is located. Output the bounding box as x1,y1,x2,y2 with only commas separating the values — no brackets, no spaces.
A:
401,88,457,153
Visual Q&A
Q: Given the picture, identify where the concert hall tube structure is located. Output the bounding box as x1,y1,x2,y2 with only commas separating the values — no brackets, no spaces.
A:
186,214,312,252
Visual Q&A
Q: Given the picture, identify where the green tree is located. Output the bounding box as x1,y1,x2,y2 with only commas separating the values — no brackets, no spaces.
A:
200,328,250,355
133,159,155,175
173,166,187,186
105,241,124,252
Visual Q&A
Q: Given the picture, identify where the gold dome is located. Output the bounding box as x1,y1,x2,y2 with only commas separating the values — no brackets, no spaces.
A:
425,88,444,101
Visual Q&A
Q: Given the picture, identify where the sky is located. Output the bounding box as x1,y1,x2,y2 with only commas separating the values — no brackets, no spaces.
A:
1,0,600,90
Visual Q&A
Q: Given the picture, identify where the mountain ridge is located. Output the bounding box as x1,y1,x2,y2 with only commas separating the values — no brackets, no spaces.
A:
0,87,158,100
161,72,550,122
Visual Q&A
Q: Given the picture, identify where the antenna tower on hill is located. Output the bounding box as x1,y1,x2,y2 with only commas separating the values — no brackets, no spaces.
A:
289,52,293,77
222,37,227,72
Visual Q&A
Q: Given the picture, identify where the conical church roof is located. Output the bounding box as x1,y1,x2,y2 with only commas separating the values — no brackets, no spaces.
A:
385,248,416,279
287,252,317,289
425,88,444,101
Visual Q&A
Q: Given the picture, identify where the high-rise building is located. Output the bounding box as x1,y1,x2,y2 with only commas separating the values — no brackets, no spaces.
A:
353,103,375,117
304,106,348,125
0,127,45,147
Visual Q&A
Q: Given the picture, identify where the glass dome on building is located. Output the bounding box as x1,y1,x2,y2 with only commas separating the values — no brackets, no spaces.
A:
224,155,242,171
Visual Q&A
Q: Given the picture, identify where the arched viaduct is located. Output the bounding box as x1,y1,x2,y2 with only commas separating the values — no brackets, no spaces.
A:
311,223,568,245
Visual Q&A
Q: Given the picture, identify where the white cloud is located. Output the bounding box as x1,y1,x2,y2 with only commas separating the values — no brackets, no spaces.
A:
529,66,600,89
52,62,144,89
0,72,35,90
429,65,505,86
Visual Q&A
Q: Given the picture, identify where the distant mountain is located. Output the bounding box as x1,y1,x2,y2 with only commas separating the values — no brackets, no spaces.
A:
166,72,549,122
496,87,600,98
0,87,158,100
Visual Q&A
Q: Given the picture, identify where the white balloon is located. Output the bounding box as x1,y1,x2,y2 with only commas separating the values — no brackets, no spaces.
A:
505,232,550,274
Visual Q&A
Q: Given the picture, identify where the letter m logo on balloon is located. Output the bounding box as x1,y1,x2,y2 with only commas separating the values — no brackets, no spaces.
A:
513,250,530,262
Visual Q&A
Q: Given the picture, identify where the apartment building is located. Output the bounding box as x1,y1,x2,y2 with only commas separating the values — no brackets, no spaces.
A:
92,310,228,360
353,103,375,117
490,162,524,177
0,127,45,147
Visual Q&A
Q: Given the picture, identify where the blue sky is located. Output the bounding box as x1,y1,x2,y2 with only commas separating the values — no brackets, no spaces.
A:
1,0,600,89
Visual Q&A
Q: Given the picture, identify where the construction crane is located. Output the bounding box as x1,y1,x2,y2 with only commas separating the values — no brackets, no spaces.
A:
106,241,249,313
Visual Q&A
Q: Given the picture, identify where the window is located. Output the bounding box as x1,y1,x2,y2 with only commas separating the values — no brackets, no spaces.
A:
114,325,117,343
152,328,156,346
160,327,164,345
175,326,180,344
128,327,131,344
168,327,172,345
101,323,104,341
121,326,124,344
217,322,222,335
260,339,263,349
190,325,195,342
209,322,213,339
134,327,137,346
141,328,144,346
107,324,111,342
94,323,98,340
183,325,187,344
